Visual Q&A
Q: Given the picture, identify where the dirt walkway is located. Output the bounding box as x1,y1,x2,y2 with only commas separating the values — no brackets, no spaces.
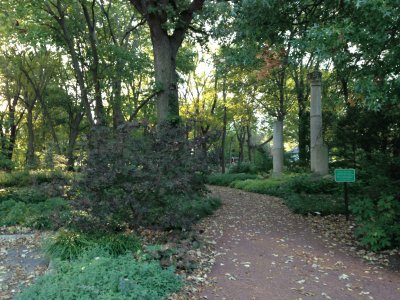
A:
0,231,48,299
197,186,400,300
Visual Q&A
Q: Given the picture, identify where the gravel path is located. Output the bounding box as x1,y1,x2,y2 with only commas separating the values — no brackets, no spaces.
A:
198,186,400,300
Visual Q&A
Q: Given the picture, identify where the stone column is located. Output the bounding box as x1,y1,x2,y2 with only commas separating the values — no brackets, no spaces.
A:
308,71,329,175
272,119,284,177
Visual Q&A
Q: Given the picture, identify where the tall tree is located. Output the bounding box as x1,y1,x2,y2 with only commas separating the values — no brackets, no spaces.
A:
129,0,205,123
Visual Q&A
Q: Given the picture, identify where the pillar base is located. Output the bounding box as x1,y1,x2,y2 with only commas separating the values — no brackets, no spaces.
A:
311,144,329,175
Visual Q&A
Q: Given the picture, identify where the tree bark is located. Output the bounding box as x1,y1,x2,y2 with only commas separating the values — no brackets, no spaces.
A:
247,124,252,162
149,22,179,122
6,94,20,161
221,77,227,173
26,105,36,168
129,0,205,123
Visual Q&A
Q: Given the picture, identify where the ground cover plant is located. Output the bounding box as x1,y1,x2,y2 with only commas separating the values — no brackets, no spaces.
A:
211,172,355,216
0,196,69,229
207,173,258,186
16,247,182,300
43,229,142,260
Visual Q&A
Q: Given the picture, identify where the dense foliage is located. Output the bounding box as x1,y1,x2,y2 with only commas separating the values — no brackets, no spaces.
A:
16,248,182,300
71,124,218,232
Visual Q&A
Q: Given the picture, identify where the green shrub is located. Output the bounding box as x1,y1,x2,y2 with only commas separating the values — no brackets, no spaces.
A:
284,193,346,215
230,178,287,196
146,195,221,229
207,173,258,186
31,170,70,185
0,187,47,204
0,200,28,225
0,171,31,187
0,170,71,188
351,195,400,251
228,162,257,174
44,230,142,260
16,248,182,300
0,197,69,228
27,197,70,229
281,175,338,194
0,154,14,171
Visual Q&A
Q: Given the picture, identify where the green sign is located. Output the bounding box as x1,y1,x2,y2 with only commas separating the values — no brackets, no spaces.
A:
334,169,356,182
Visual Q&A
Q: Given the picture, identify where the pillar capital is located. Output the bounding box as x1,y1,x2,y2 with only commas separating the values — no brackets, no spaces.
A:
307,70,322,84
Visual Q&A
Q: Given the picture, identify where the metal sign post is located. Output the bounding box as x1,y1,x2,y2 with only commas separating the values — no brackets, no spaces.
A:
334,169,356,221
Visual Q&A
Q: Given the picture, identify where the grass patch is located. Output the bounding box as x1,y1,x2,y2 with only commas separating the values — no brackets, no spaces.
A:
16,247,181,300
44,230,142,260
207,173,258,186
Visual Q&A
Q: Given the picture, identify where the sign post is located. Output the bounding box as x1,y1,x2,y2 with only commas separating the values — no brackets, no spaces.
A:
334,169,356,221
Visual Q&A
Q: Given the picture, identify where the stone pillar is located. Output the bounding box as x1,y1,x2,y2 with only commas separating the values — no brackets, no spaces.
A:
272,119,284,177
308,71,329,175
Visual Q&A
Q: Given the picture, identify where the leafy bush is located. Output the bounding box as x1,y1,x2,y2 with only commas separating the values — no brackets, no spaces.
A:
0,200,28,225
0,187,47,204
31,170,70,185
207,173,258,186
281,175,339,194
44,230,142,260
253,147,273,172
284,193,346,215
0,170,70,188
145,195,221,229
0,154,14,171
0,171,31,187
16,248,181,300
228,162,257,174
0,197,69,229
230,178,287,196
351,195,400,251
71,124,214,232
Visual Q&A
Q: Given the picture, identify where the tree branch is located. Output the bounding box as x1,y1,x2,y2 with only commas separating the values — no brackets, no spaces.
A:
128,91,159,121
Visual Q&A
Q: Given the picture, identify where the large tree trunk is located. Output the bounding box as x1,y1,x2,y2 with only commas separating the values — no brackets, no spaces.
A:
112,78,125,129
220,76,227,173
66,112,84,171
129,0,205,124
6,97,19,161
247,125,253,162
66,127,78,171
221,106,227,173
26,106,36,168
38,96,61,154
150,28,179,122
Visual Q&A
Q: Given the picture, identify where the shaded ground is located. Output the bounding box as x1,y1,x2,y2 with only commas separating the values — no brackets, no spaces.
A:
0,229,48,300
197,186,400,300
1,187,399,300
